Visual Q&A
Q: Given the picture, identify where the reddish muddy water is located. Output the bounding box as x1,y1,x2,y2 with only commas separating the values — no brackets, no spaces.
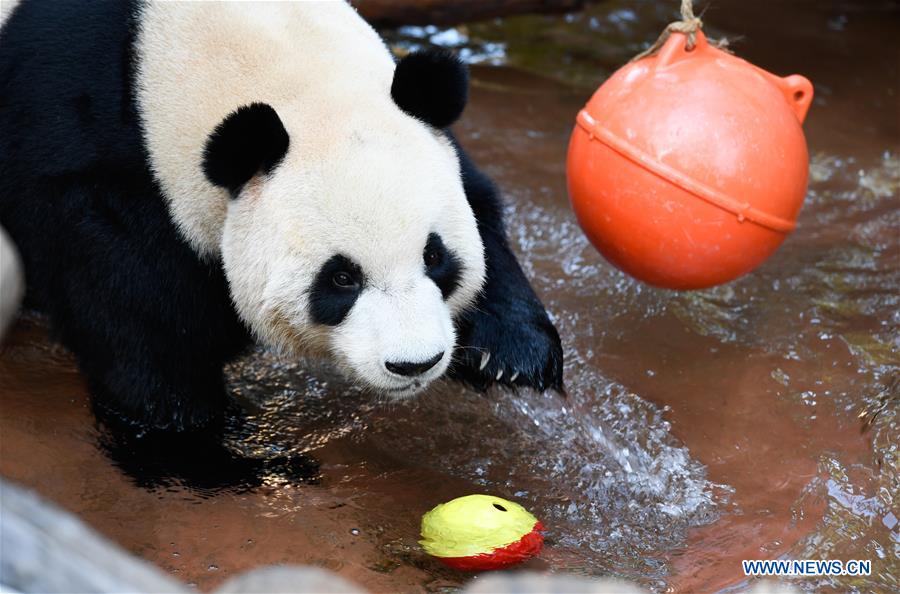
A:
1,1,897,592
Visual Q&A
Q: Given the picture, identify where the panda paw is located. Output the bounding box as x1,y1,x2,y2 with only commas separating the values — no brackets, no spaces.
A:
450,298,564,393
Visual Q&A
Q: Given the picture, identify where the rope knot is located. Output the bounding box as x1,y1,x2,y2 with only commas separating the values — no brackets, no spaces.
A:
667,15,703,50
629,0,728,63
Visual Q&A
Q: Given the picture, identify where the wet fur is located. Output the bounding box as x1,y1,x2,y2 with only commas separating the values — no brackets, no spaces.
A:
0,0,562,443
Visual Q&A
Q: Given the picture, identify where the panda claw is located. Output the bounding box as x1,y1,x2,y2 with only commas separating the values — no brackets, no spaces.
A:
509,370,519,382
495,368,504,381
479,351,491,371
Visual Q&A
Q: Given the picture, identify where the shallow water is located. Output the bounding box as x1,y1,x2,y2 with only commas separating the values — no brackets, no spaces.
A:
1,1,898,592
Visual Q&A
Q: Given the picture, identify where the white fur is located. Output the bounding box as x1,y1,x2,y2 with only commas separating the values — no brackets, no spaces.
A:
134,1,486,396
0,0,20,29
0,224,23,339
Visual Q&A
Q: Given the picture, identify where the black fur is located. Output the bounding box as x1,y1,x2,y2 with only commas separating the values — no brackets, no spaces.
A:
449,135,565,393
424,232,462,299
202,102,290,195
391,49,468,128
0,0,563,488
0,0,251,433
308,254,365,326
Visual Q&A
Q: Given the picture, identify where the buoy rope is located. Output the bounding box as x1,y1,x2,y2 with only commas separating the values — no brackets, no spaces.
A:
629,0,729,62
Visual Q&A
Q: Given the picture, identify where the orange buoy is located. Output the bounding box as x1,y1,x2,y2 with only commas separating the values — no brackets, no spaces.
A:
566,28,813,289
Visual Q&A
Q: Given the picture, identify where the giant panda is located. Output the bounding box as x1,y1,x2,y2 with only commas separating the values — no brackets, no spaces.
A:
0,1,563,445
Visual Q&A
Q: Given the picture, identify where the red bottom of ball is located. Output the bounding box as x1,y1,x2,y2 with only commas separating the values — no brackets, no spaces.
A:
436,522,545,571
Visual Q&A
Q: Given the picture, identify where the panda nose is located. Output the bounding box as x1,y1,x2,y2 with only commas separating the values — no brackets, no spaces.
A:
385,352,445,377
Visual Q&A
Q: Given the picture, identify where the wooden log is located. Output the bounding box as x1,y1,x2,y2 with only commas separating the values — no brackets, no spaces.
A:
352,0,592,28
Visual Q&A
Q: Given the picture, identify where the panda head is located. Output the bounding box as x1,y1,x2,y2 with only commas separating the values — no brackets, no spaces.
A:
201,50,485,399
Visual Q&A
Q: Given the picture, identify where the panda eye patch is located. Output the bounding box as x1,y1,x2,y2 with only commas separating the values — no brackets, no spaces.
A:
310,255,364,326
424,233,462,300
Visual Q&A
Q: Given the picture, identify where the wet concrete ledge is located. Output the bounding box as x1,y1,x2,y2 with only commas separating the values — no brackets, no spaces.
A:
0,476,630,593
0,477,799,594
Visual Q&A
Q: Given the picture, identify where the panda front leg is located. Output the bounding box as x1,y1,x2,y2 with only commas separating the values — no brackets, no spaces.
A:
24,176,318,488
449,146,564,393
40,210,246,434
53,253,320,490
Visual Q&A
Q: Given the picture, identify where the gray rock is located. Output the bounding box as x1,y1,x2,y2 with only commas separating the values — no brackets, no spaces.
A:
0,479,187,594
215,566,362,594
463,572,648,594
747,580,800,594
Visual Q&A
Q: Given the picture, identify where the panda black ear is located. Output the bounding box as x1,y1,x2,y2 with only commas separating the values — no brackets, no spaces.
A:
202,102,290,195
391,49,468,129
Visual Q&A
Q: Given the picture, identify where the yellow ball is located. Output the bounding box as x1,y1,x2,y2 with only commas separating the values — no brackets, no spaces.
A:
420,494,540,559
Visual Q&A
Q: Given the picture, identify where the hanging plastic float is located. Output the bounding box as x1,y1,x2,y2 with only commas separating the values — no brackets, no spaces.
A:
566,1,814,289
